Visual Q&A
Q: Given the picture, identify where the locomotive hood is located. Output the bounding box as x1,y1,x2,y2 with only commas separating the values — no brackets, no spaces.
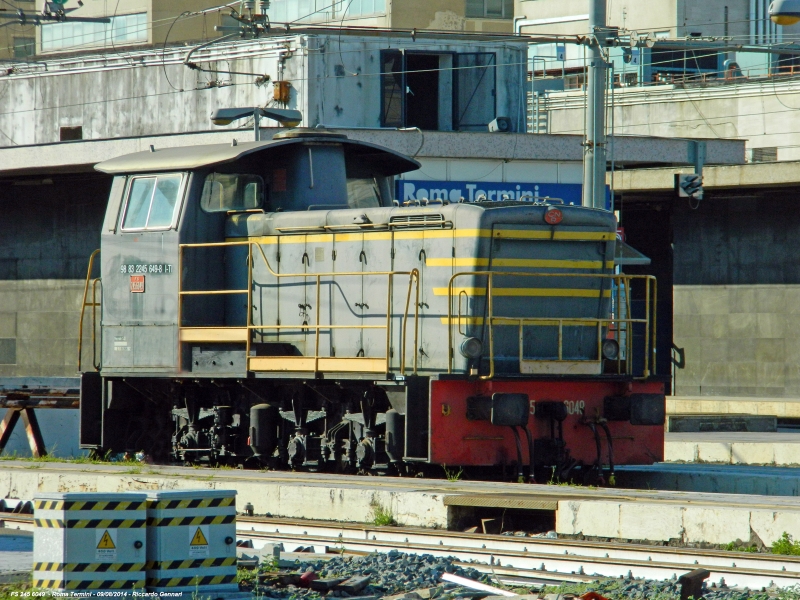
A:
94,131,421,177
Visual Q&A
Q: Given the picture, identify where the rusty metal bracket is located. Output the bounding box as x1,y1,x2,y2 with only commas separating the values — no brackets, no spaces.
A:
678,568,710,600
0,407,47,458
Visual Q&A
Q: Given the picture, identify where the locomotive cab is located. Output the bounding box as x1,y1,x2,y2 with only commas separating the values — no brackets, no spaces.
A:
90,131,416,376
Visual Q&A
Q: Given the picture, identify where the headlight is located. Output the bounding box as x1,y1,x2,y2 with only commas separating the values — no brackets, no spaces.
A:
460,337,483,359
770,0,800,25
602,339,620,361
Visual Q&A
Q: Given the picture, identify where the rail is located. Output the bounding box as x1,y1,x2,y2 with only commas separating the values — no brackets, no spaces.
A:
3,512,798,588
77,249,101,372
178,241,420,375
447,272,657,380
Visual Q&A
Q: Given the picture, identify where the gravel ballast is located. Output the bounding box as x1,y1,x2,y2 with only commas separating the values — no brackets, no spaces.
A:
243,550,799,600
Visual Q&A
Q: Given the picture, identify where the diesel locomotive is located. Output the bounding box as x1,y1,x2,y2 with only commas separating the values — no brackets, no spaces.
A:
78,129,665,483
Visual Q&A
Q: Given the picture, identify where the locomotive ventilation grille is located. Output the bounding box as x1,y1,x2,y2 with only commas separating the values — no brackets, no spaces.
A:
389,214,446,228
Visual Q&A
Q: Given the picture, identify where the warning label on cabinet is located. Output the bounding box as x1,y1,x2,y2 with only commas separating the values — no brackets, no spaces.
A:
96,529,117,561
189,525,209,558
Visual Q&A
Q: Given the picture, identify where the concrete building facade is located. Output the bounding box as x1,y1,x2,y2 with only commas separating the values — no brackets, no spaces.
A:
517,0,781,80
0,32,528,144
0,0,514,61
613,163,800,399
541,77,800,162
515,0,752,38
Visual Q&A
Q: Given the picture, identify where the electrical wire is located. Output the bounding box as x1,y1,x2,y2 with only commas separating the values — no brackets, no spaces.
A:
2,7,800,137
0,54,531,120
544,76,800,136
162,11,191,92
2,44,798,133
2,4,798,58
107,0,135,67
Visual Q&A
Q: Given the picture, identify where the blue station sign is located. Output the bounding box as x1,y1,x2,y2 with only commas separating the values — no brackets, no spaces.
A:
397,180,609,209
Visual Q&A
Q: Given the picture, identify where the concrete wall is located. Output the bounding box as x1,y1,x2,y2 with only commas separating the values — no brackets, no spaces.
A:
673,284,800,397
672,195,800,398
0,33,527,145
545,77,800,161
0,173,108,377
1,37,294,145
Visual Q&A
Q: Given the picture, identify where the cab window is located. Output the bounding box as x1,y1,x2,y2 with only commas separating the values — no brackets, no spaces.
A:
200,173,264,212
121,174,183,231
346,177,382,208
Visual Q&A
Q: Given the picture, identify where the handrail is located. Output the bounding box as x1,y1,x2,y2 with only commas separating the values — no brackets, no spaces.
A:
77,249,101,372
446,271,657,381
178,240,420,375
265,219,452,234
91,278,102,371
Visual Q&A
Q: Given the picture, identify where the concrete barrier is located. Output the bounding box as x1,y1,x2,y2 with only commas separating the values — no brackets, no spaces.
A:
556,498,800,546
4,462,800,547
665,432,800,466
0,468,449,529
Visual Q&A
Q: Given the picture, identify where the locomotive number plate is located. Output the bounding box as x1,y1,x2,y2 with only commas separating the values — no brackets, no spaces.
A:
130,275,145,293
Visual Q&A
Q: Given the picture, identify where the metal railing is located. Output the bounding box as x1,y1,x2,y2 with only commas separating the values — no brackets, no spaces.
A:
77,249,101,372
178,241,420,375
446,271,657,380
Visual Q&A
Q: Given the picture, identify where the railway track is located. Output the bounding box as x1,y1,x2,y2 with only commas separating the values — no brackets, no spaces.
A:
235,517,800,590
5,514,798,590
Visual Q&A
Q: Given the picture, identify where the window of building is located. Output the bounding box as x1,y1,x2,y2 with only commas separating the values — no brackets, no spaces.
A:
649,49,720,78
60,126,82,141
200,173,265,212
0,339,16,365
268,0,386,23
466,0,513,19
121,174,183,231
13,37,35,58
381,50,497,132
41,12,147,52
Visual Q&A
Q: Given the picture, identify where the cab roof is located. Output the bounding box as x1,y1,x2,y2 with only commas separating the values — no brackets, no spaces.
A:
94,132,421,177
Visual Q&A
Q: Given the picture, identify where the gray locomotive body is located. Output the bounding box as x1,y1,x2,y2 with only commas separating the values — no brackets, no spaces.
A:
79,131,663,479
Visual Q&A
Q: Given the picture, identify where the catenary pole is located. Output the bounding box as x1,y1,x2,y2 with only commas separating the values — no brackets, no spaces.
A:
582,0,608,210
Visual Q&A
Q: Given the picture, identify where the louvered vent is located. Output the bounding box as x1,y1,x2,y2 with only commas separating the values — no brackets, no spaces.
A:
389,214,445,227
750,147,778,163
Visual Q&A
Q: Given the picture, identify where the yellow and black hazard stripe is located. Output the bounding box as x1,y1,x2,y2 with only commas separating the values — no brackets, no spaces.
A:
34,519,65,528
146,574,236,588
34,562,144,573
36,518,146,529
34,500,147,511
145,557,236,571
149,497,235,510
68,518,146,529
147,514,234,527
33,579,144,590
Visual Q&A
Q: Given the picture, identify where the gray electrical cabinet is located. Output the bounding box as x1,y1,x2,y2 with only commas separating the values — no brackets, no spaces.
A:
33,492,148,591
145,490,238,593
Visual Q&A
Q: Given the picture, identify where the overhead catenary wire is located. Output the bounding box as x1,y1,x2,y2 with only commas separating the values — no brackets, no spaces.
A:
0,1,241,60
2,47,800,135
3,1,800,58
